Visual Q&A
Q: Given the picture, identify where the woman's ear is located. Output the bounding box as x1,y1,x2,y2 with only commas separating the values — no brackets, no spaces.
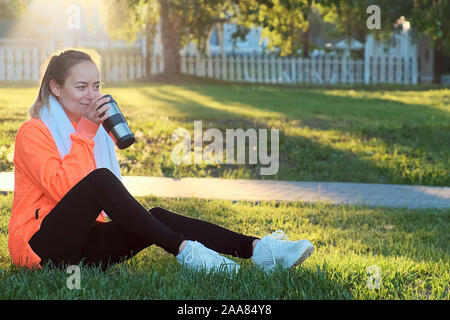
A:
49,79,61,97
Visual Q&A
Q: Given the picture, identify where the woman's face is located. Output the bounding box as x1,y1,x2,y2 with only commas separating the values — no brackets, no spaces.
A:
50,61,101,122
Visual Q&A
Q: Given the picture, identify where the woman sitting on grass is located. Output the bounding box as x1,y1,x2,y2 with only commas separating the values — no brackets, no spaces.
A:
8,48,314,274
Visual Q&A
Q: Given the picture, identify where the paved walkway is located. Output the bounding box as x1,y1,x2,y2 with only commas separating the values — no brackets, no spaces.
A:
0,172,449,210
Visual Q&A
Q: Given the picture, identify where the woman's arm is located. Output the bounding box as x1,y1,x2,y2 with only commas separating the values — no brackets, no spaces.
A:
14,118,100,203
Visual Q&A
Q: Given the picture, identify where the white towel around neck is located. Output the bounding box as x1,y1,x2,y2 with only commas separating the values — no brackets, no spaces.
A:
39,94,122,181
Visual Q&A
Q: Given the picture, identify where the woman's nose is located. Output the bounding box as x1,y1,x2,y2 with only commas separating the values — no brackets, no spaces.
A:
86,87,100,100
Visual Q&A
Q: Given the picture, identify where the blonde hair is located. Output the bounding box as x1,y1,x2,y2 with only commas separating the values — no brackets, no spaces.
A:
29,48,101,119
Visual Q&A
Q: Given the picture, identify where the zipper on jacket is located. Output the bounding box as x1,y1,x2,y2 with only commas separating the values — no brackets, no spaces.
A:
35,208,40,220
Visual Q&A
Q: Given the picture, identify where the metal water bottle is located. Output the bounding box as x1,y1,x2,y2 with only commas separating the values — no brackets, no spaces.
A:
98,94,135,149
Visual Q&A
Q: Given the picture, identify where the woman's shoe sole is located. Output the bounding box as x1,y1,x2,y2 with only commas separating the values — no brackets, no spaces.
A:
292,242,314,267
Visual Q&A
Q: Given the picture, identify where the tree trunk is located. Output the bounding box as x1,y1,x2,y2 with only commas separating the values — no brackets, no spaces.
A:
302,27,310,58
159,0,181,75
217,23,224,57
145,27,153,77
301,8,310,59
204,27,214,56
432,40,443,84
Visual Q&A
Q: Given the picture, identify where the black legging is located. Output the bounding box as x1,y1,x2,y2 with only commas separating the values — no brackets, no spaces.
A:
28,168,258,270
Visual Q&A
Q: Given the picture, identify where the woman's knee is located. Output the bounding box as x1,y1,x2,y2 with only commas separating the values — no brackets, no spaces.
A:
87,168,114,179
84,168,118,184
148,206,168,219
75,168,120,193
149,206,164,214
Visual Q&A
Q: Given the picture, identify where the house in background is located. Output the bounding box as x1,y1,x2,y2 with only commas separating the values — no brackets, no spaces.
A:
171,23,268,56
365,29,435,83
179,22,434,83
324,36,364,57
208,24,268,55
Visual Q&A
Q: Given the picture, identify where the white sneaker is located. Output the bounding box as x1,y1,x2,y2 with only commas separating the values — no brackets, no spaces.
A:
176,240,240,275
251,230,314,272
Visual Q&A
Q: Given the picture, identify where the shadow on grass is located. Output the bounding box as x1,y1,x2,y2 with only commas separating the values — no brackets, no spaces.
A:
0,259,355,299
133,84,449,186
304,203,450,264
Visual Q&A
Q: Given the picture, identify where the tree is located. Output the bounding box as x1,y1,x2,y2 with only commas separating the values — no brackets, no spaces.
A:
231,0,318,58
408,0,450,83
103,0,337,73
0,0,30,18
319,0,413,45
101,0,232,75
320,0,367,42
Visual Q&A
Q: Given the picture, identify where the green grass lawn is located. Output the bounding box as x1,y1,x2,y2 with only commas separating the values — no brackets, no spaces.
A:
0,79,449,300
0,193,448,300
0,79,449,185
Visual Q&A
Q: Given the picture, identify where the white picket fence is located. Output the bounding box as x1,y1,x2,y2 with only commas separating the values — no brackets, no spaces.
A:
0,45,144,83
152,53,418,84
365,55,418,84
0,44,418,84
99,51,144,82
184,54,366,84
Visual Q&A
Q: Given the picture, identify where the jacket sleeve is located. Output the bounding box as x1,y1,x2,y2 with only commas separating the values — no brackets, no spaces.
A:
14,118,100,203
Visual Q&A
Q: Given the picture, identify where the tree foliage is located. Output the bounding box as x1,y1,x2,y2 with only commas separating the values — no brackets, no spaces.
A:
409,0,450,53
231,0,316,57
100,0,157,43
101,0,448,78
409,0,450,82
101,0,233,74
0,0,30,18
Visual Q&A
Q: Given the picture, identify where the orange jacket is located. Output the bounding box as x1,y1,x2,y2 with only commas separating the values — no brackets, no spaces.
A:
8,117,106,269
